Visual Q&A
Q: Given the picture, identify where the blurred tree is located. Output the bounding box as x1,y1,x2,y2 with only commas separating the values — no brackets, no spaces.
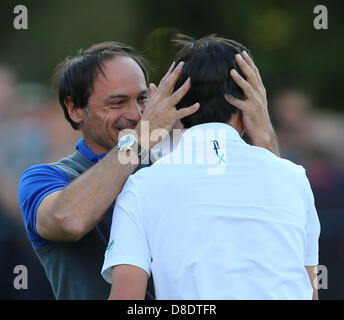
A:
0,0,343,112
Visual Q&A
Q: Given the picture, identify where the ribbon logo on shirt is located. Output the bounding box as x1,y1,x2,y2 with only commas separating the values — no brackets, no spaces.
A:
212,140,226,164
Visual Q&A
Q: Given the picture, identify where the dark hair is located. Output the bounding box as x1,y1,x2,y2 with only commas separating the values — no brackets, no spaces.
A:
172,35,250,128
54,42,149,130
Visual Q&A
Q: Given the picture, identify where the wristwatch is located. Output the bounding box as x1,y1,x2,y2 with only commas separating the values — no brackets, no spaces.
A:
116,134,147,161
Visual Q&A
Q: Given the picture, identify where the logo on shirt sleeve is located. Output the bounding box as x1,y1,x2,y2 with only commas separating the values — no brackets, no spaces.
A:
105,239,114,253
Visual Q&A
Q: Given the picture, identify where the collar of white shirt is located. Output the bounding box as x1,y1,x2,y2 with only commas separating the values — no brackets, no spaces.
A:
150,122,246,162
179,122,244,144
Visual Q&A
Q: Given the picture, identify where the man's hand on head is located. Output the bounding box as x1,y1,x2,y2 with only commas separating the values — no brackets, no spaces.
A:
225,51,280,156
135,61,200,150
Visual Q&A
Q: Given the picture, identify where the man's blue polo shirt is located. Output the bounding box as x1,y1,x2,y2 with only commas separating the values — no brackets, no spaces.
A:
18,138,106,248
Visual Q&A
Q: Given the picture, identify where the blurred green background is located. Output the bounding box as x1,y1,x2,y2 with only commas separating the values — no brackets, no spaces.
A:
0,0,343,300
0,0,343,112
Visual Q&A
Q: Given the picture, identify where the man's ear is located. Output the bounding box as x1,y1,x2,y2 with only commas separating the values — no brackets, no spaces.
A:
65,97,84,126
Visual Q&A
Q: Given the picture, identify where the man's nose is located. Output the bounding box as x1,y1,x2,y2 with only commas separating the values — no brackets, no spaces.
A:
125,99,142,122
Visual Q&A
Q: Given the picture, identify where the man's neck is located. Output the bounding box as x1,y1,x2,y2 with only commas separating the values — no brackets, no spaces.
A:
226,112,244,137
83,137,109,155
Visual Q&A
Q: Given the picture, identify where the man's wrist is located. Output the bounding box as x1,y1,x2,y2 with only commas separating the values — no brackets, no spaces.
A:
117,129,149,164
252,129,280,156
134,121,152,151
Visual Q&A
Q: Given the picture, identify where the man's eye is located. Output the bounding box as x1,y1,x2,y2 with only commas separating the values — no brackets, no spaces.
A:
108,101,124,108
138,96,148,103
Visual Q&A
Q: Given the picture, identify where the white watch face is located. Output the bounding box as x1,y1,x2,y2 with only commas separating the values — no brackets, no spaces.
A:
118,134,137,149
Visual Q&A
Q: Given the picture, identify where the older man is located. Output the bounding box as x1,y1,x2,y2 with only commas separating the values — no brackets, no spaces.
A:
18,41,278,299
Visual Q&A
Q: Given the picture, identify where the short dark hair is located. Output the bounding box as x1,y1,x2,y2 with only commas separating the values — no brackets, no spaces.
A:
172,35,250,128
54,42,149,130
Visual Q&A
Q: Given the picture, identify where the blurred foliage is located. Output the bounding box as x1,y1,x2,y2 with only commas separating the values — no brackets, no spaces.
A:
0,0,343,112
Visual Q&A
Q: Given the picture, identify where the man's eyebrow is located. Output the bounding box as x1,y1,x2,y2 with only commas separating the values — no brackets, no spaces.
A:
104,89,150,102
104,94,128,102
139,89,150,96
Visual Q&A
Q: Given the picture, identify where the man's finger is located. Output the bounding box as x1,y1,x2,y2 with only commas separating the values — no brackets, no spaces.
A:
235,54,257,88
149,83,158,97
224,94,247,111
163,61,185,93
177,102,200,119
167,61,176,75
242,51,263,85
170,77,191,104
159,61,176,86
230,69,254,99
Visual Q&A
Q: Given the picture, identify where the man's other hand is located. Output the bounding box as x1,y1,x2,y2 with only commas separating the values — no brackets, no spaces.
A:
225,51,280,156
136,61,200,149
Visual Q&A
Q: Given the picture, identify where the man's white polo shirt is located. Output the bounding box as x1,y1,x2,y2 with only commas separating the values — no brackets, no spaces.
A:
101,122,320,299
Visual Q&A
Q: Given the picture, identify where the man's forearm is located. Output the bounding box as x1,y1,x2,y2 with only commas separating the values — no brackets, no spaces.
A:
268,129,280,157
109,265,148,300
50,147,138,240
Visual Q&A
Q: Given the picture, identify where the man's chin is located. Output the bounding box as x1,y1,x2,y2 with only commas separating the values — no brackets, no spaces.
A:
99,132,119,152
